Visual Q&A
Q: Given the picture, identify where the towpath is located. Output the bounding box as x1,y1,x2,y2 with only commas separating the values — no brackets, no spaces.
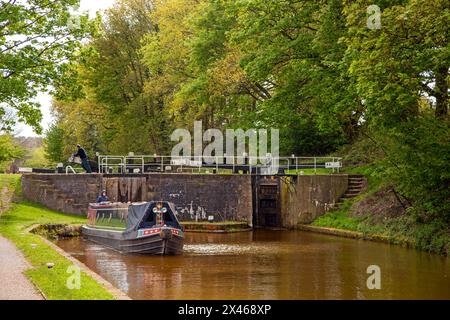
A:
0,183,43,300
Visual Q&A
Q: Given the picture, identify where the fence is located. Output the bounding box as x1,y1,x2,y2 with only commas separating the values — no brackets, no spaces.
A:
96,155,342,175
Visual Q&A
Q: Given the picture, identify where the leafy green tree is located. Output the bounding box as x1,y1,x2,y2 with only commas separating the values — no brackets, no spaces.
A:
140,0,202,133
51,98,108,160
223,0,354,152
343,0,449,126
0,0,93,133
384,115,450,222
0,134,24,171
343,0,449,219
57,0,173,155
43,123,65,164
22,146,51,169
50,0,448,225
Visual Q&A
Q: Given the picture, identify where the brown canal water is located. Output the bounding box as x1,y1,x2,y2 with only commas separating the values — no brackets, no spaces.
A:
55,230,450,299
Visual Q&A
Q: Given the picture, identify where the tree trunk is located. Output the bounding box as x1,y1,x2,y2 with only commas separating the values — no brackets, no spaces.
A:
434,66,449,119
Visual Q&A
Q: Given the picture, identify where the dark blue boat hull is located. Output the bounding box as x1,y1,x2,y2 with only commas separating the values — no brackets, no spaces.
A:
81,225,184,255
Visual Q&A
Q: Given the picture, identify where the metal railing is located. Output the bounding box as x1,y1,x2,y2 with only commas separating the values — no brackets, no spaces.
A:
65,165,77,174
97,155,342,175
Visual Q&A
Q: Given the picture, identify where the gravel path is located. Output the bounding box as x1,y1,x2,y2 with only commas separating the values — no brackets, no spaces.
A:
0,236,44,300
0,181,43,300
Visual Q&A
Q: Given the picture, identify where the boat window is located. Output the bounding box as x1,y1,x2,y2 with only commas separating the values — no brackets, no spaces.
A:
140,209,156,228
163,210,173,223
139,204,181,229
163,208,180,228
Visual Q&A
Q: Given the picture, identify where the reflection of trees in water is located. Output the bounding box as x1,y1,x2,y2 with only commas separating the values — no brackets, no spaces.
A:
61,231,450,299
84,245,130,293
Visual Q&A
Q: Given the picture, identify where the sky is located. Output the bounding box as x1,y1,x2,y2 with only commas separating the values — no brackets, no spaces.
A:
14,0,116,137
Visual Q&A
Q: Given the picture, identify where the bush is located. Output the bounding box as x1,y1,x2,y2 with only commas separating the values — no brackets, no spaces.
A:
383,116,450,223
0,134,24,172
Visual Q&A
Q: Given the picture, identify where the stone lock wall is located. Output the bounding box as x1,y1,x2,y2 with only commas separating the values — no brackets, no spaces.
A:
21,173,253,225
21,174,102,216
102,174,253,224
21,173,349,227
280,174,348,227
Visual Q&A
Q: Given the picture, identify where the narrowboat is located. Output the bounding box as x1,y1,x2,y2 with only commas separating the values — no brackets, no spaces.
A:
81,201,184,255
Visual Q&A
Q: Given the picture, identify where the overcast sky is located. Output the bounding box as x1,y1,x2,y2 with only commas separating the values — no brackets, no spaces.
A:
14,0,116,137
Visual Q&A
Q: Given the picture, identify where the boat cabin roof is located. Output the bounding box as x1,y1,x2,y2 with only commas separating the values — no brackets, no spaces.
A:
126,201,181,232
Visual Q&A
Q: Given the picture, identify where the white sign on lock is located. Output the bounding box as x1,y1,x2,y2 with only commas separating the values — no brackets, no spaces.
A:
325,162,342,169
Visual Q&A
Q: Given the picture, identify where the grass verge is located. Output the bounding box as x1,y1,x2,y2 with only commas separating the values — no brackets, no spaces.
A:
0,174,114,300
311,165,450,256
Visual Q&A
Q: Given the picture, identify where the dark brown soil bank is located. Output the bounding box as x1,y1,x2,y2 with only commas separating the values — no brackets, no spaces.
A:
351,187,406,222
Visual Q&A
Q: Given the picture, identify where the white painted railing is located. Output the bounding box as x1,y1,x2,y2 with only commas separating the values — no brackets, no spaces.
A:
65,165,77,174
97,155,342,175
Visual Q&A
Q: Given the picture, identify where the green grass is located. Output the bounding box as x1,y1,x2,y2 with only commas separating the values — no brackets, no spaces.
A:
313,210,366,231
285,168,339,175
313,207,450,255
0,174,115,300
311,165,450,256
0,174,21,195
0,174,19,188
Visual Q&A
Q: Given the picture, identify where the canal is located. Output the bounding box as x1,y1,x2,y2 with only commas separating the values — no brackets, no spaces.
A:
55,230,450,299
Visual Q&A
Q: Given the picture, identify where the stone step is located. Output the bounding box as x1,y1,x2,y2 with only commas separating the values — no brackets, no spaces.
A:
348,182,364,187
348,184,363,188
348,174,364,178
348,183,363,187
341,194,358,199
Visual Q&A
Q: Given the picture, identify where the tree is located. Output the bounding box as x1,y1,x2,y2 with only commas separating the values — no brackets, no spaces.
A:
343,0,449,126
43,123,65,164
0,134,23,171
141,0,202,130
173,0,257,130
56,0,174,155
384,115,450,222
343,0,450,219
224,0,353,152
0,0,93,133
22,146,51,168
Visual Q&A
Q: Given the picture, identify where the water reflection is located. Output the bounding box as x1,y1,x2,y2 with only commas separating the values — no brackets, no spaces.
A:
56,230,450,300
